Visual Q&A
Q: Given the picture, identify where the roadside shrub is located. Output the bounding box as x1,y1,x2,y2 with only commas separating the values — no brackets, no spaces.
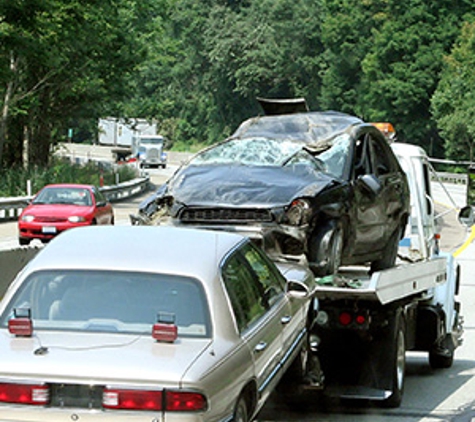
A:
0,158,138,197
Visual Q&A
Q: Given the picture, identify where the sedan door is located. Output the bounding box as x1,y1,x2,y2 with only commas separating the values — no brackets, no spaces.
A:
222,244,290,400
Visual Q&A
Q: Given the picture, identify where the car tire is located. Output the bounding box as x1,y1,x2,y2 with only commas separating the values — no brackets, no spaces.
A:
370,226,400,273
233,395,248,422
308,221,343,277
19,238,30,246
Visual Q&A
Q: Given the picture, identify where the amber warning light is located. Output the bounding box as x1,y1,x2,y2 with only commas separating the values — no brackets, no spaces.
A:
371,122,396,141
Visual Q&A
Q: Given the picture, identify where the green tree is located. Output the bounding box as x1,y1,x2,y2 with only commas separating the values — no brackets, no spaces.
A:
431,19,475,162
0,0,150,168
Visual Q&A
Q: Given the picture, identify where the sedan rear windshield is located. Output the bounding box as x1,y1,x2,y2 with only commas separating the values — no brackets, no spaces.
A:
0,270,211,338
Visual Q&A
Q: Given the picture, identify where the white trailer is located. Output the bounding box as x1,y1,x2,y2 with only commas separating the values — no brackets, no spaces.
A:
296,142,466,407
98,118,157,162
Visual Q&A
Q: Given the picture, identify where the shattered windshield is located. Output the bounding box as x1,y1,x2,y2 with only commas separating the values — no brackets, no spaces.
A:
316,133,352,179
191,138,305,166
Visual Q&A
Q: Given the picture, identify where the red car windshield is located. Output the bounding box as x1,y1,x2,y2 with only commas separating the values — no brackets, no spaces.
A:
33,187,92,206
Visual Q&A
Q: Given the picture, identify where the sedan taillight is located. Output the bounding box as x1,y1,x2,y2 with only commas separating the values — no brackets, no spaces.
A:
103,388,207,412
0,383,49,405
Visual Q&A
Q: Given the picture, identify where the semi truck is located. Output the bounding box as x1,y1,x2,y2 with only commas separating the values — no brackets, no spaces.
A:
97,118,167,167
298,140,470,408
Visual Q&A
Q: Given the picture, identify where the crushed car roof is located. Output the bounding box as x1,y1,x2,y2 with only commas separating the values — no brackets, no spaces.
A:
231,111,363,148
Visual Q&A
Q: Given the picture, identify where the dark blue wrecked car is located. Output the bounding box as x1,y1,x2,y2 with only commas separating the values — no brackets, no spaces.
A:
133,110,410,276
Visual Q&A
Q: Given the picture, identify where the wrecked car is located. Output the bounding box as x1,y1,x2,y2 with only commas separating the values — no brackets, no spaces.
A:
132,111,410,276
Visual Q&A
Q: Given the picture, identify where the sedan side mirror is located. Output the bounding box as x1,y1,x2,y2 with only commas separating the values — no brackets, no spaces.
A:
458,205,475,227
357,174,382,196
286,280,310,299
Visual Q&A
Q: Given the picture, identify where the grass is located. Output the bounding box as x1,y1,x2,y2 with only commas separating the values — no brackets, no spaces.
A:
0,158,138,197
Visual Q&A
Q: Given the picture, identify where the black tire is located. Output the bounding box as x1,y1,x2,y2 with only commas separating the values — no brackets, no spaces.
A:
308,221,343,277
19,237,30,246
371,227,400,273
381,313,406,408
429,334,454,369
233,395,248,422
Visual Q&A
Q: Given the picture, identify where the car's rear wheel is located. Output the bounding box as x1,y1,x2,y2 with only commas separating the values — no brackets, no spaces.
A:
370,226,400,273
308,221,343,277
233,395,248,422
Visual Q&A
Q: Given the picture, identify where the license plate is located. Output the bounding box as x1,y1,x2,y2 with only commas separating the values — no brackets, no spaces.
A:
42,226,57,234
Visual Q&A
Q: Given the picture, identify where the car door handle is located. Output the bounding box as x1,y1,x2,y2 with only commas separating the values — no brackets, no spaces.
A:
281,315,292,325
255,342,267,353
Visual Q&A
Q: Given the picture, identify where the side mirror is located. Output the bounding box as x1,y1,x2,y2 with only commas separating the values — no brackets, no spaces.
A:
458,205,475,227
357,174,382,196
286,280,310,299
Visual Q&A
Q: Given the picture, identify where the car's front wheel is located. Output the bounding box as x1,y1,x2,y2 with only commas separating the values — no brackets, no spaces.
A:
308,221,343,277
19,237,30,246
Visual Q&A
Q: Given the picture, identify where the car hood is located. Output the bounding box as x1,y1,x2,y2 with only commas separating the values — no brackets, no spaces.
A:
166,164,336,207
0,330,212,386
23,204,92,217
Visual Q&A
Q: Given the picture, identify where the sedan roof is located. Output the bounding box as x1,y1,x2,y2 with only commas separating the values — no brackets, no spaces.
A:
23,226,245,282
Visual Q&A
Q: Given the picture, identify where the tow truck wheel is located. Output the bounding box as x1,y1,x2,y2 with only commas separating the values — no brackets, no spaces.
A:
429,334,454,369
381,313,405,408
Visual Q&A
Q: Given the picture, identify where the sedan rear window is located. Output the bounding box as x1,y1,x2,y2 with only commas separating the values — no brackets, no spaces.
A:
0,270,211,338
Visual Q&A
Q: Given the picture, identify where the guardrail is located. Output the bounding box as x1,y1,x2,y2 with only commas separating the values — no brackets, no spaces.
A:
0,176,151,222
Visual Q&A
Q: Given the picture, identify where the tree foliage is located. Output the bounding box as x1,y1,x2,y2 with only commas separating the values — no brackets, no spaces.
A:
1,0,475,167
431,19,475,162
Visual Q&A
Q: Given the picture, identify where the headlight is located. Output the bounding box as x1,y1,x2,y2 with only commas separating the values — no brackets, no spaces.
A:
285,199,312,226
68,216,87,223
21,215,35,222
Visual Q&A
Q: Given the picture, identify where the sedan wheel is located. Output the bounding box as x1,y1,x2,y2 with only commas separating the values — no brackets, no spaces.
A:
308,222,343,277
233,396,248,422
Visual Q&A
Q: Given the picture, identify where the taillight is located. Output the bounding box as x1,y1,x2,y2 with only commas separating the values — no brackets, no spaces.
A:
338,312,352,326
0,383,49,405
103,389,207,412
337,311,369,329
103,389,162,410
166,391,207,411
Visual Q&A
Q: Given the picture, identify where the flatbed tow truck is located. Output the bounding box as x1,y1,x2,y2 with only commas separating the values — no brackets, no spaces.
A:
301,139,469,407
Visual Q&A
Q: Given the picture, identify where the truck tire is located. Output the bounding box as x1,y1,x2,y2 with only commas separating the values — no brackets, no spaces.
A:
308,221,343,277
429,334,454,369
381,313,406,408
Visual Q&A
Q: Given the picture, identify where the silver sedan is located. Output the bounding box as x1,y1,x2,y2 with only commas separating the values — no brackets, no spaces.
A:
0,225,317,421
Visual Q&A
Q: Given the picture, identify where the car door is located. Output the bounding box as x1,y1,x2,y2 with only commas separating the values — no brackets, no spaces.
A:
222,243,290,399
240,243,306,374
351,134,387,254
368,135,407,245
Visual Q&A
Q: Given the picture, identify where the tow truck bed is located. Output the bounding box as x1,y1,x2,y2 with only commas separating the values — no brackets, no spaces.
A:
314,256,447,305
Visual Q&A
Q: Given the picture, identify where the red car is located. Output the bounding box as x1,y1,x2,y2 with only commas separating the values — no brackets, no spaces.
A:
18,184,114,245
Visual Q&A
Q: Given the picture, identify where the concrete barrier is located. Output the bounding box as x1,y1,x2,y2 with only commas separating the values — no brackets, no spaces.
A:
0,246,41,297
